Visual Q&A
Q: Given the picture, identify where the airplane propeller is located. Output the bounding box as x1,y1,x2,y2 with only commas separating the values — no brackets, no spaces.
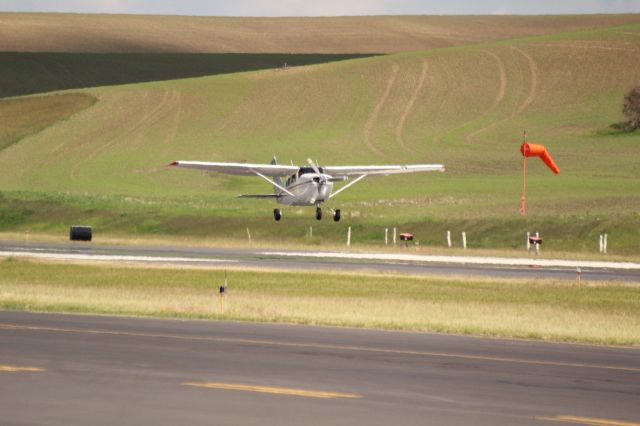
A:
306,158,321,175
307,158,328,185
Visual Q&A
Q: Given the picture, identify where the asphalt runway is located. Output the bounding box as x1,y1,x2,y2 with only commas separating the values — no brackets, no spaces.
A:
1,239,640,282
1,311,638,426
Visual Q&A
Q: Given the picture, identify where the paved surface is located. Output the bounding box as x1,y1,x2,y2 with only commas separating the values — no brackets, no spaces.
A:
0,311,639,426
1,240,639,282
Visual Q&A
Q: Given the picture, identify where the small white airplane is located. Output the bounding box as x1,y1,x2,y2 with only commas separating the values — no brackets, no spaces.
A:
169,157,445,221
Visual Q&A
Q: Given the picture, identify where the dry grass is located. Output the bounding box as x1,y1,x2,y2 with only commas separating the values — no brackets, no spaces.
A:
1,258,638,346
1,13,640,54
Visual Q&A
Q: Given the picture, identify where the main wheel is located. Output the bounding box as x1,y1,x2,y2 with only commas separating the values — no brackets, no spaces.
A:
273,208,282,221
333,209,341,222
315,207,322,221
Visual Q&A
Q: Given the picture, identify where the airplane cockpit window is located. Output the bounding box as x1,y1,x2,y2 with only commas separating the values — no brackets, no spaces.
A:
298,167,324,175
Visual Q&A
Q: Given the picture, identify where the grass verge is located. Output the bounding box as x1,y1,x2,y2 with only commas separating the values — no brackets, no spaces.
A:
1,258,638,346
2,191,639,256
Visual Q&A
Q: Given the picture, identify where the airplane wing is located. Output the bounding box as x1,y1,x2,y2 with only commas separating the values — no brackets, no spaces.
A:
323,164,445,178
169,161,298,177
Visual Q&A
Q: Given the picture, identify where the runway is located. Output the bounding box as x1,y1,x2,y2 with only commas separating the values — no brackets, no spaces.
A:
2,239,640,282
1,311,638,425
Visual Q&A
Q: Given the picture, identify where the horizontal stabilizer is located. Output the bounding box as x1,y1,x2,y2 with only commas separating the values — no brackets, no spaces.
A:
237,194,278,199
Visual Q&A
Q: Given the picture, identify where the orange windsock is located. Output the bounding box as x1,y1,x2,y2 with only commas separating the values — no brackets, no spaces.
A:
520,143,560,174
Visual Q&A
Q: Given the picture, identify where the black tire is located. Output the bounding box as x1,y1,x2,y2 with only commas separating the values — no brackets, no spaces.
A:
273,208,282,221
315,207,322,221
333,209,341,222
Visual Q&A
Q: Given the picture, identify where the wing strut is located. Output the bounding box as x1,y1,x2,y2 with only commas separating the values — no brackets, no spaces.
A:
329,175,366,199
250,169,300,201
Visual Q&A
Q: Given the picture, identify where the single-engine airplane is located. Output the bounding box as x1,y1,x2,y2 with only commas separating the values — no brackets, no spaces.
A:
169,158,445,221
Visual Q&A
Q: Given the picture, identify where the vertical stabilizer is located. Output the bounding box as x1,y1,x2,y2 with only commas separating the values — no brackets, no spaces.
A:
271,156,283,194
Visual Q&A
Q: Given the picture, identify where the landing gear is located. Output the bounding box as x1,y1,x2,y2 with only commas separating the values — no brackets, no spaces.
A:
333,209,341,222
315,207,322,221
273,208,282,221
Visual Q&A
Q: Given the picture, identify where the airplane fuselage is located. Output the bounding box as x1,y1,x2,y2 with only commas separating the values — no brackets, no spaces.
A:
278,172,334,206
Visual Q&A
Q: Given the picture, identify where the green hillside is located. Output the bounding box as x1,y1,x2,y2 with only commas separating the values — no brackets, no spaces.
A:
1,23,639,254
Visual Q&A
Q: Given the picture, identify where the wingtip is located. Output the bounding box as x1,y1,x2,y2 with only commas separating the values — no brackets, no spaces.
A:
168,161,178,167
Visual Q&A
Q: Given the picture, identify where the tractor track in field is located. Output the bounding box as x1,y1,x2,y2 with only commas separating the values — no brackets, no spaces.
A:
465,46,538,144
134,88,184,174
69,88,174,181
363,62,398,159
395,57,428,155
464,50,507,144
511,46,539,117
163,89,182,147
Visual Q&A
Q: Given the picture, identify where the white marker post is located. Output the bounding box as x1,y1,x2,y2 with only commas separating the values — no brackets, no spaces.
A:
385,228,388,245
347,226,351,247
393,227,397,246
535,232,540,255
462,232,467,250
246,227,252,242
526,232,531,252
604,233,608,254
446,230,452,248
599,235,603,253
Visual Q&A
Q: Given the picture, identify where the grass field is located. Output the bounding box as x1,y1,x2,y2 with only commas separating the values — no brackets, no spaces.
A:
1,16,639,254
1,258,638,345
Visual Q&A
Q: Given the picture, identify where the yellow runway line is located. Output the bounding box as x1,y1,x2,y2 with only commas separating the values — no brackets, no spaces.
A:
537,415,640,426
0,364,45,372
182,381,361,399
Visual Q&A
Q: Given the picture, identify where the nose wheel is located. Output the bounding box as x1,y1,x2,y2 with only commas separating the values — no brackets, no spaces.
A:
315,207,322,221
273,208,282,221
333,209,341,222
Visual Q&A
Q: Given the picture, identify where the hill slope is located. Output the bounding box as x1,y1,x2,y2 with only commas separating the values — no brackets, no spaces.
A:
1,21,639,253
0,52,373,98
2,13,640,53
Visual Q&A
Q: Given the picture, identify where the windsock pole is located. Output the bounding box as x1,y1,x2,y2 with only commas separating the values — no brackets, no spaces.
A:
520,131,527,215
520,155,527,215
519,131,559,215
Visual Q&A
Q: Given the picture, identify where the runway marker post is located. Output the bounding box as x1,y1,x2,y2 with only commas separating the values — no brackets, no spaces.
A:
446,230,451,248
347,226,351,247
385,228,388,245
462,232,467,250
599,234,603,253
576,267,582,286
218,271,227,314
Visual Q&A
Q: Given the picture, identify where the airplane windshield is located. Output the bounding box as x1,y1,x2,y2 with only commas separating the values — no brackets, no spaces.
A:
298,167,324,175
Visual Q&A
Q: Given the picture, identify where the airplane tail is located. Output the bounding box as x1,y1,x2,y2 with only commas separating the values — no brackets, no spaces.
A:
271,156,283,195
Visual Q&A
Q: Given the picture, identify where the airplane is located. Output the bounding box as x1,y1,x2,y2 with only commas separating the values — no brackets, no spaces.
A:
169,157,445,222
